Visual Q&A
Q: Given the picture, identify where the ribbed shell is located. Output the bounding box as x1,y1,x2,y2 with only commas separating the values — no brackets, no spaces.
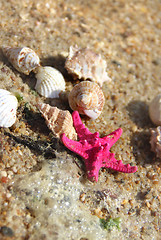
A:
65,46,111,87
35,66,66,98
68,81,105,119
37,102,77,140
0,89,18,127
149,94,161,125
2,46,40,75
150,126,161,159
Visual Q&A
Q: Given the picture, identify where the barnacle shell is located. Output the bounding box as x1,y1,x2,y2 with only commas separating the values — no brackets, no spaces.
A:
37,102,77,140
150,126,161,159
65,46,111,86
68,81,105,119
0,89,18,127
2,46,40,75
35,66,66,98
149,94,161,125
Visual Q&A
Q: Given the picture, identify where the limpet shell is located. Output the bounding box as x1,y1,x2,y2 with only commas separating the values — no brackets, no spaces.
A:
35,66,66,98
2,46,40,75
37,102,77,140
65,46,111,86
0,89,18,127
150,126,161,159
68,81,105,119
149,94,161,125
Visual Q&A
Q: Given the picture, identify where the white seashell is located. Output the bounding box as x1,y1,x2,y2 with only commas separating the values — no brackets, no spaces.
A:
2,46,40,75
37,102,77,140
65,46,111,87
150,126,161,159
35,66,66,98
0,89,18,127
68,81,105,119
149,94,161,125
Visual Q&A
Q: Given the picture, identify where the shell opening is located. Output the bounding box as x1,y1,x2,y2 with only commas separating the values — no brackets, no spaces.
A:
83,109,101,119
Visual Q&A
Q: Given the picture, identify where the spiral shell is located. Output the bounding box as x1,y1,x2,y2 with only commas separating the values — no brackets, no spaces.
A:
0,89,18,127
150,126,161,159
68,81,105,119
149,94,161,125
35,66,66,98
65,46,111,87
37,102,77,140
2,46,40,75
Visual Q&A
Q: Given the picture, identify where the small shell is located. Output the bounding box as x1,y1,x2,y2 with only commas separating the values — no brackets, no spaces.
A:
65,46,111,87
37,102,77,140
35,66,66,98
68,81,105,119
0,89,18,127
2,46,40,75
149,94,161,125
150,126,161,158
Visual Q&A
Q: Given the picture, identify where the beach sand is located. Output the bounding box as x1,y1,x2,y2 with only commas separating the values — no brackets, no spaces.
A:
0,0,160,239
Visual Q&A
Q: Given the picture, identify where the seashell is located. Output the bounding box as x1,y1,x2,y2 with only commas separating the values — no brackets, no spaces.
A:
149,94,161,125
0,89,18,127
35,66,66,98
65,46,111,87
37,102,77,140
150,126,161,159
2,46,40,75
68,81,105,119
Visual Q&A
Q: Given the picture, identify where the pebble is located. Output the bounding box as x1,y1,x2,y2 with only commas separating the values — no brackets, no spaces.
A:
6,192,12,199
0,171,7,177
0,226,14,237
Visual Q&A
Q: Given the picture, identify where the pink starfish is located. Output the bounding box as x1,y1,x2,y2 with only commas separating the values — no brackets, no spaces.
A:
61,111,137,182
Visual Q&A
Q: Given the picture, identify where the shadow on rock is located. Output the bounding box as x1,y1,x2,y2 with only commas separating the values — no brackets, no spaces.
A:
41,55,72,80
130,129,156,166
41,55,76,83
4,128,68,161
0,48,7,63
41,55,66,71
126,100,152,128
21,103,51,135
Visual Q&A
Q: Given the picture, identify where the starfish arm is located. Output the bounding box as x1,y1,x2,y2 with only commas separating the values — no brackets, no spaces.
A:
102,153,138,173
86,168,99,182
61,133,88,159
108,162,138,173
102,128,123,148
84,154,101,182
61,112,137,182
72,111,93,139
